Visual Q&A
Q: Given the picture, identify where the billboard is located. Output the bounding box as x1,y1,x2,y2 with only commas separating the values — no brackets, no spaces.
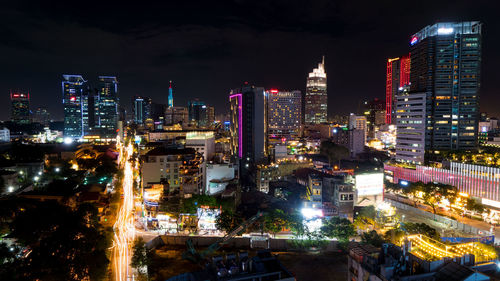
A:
355,173,384,196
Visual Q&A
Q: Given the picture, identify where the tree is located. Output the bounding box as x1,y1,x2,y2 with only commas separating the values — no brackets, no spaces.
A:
132,237,150,277
181,195,218,214
263,209,290,237
320,141,350,166
383,228,405,244
359,205,376,221
5,200,110,281
320,217,355,249
404,222,440,240
215,211,243,233
288,210,306,237
361,230,384,247
466,198,485,214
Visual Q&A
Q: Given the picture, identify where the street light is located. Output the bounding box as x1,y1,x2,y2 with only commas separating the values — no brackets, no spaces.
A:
33,176,39,182
7,186,14,193
55,167,60,173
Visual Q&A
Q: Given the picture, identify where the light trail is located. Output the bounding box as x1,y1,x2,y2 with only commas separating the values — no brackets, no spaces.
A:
113,140,136,281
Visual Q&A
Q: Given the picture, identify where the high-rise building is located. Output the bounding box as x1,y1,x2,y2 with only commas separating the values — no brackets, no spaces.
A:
10,91,30,124
165,106,188,126
410,22,482,153
385,55,410,124
349,114,367,144
362,98,385,139
96,76,118,138
33,107,51,126
188,100,208,127
266,89,302,137
132,96,152,125
63,75,90,138
206,106,215,128
229,85,267,165
168,81,174,108
395,87,426,164
305,57,327,124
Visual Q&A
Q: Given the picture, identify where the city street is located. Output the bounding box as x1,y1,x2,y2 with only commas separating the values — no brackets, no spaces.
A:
112,140,136,281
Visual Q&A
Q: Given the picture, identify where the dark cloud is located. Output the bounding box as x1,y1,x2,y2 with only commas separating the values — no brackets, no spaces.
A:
0,0,499,120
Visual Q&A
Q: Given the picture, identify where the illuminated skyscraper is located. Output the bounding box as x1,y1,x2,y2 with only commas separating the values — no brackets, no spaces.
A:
10,91,30,124
266,89,302,137
132,96,152,125
96,76,119,138
229,85,267,164
188,100,208,127
305,56,327,124
385,55,410,124
62,75,89,138
409,22,482,152
168,80,174,108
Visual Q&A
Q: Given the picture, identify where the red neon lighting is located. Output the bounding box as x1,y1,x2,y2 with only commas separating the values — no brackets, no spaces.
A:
399,54,411,88
12,94,20,98
70,96,76,101
410,36,418,45
270,89,278,93
169,81,172,89
385,59,393,124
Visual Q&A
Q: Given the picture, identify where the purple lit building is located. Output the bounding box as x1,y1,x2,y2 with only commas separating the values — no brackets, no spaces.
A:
229,84,267,167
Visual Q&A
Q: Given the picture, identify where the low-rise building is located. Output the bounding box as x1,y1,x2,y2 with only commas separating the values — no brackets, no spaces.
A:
142,147,203,194
204,163,237,195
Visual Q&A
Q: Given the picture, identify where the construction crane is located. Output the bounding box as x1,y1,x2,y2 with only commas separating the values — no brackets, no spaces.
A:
182,211,264,265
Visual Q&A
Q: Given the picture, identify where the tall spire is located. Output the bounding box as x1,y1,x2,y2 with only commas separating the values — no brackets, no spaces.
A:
168,80,174,108
322,55,325,66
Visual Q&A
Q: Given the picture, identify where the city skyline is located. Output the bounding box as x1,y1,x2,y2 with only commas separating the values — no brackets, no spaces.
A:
2,2,500,120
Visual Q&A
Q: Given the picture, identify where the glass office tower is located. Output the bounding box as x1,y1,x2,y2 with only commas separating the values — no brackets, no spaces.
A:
410,22,482,152
305,56,327,124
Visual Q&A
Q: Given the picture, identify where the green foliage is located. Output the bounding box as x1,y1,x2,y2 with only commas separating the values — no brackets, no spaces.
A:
361,230,384,247
320,217,355,248
215,211,243,233
287,238,329,250
320,140,350,165
263,209,290,236
359,205,376,220
180,195,234,214
180,195,218,214
466,198,485,214
403,222,440,240
383,228,405,244
2,200,110,280
132,237,151,274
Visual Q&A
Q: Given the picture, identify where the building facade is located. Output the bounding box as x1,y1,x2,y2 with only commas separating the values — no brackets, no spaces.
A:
363,98,385,139
229,85,267,165
266,89,302,138
62,75,89,138
133,96,152,125
10,91,30,124
33,107,50,126
96,76,118,139
305,57,327,124
410,21,482,152
395,88,426,164
385,55,410,124
385,161,500,209
165,106,188,126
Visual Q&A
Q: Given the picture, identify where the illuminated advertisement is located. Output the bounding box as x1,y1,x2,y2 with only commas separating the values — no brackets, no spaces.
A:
410,36,418,45
197,206,221,231
355,173,384,196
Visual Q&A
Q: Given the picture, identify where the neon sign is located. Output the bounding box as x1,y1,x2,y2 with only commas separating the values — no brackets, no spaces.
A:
410,36,418,46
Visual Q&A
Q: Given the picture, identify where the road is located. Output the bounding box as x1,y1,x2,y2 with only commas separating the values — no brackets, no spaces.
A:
112,140,136,281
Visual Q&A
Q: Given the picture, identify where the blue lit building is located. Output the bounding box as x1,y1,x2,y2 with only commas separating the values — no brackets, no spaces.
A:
132,96,152,125
188,100,207,127
62,75,90,138
168,80,174,108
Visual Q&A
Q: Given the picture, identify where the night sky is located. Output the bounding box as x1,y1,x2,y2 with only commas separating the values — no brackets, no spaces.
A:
1,1,499,121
